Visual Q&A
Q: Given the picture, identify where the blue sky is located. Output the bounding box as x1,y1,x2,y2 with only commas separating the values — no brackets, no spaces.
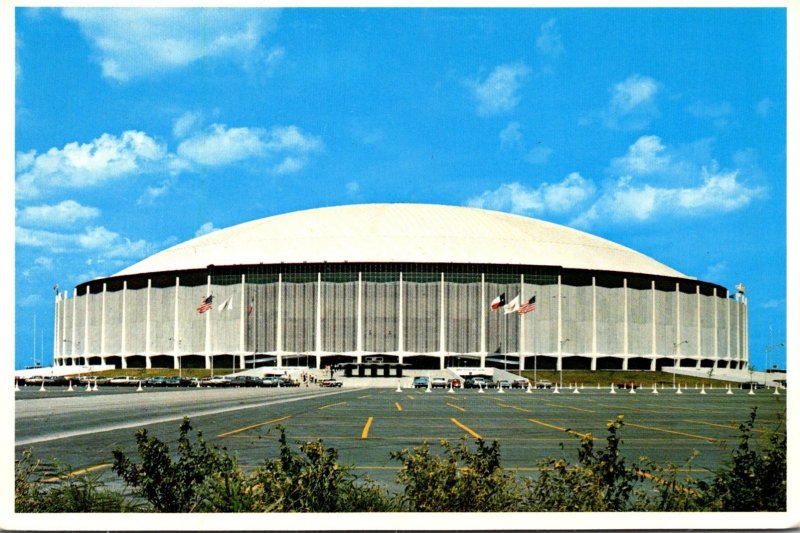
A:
12,7,790,371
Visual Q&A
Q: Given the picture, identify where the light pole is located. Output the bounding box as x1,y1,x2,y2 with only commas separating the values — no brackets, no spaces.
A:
672,340,687,388
559,338,570,388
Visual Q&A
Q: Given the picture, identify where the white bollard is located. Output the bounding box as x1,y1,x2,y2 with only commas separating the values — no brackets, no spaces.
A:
700,384,706,395
748,387,755,396
573,386,580,394
425,381,432,393
14,380,19,392
676,385,683,394
39,381,46,392
448,383,455,394
396,381,403,393
478,383,484,394
609,384,616,394
67,380,74,392
553,385,560,394
652,383,658,394
92,379,98,392
136,380,143,392
629,385,636,394
773,386,780,396
86,381,92,392
526,382,533,394
596,383,600,390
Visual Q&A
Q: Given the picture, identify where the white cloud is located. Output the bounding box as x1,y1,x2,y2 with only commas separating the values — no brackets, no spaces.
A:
536,18,564,57
572,169,766,229
34,256,53,269
702,261,728,281
16,224,154,259
137,181,171,206
61,8,277,82
759,299,783,309
499,122,522,145
173,111,202,138
18,294,42,308
526,146,553,165
602,74,659,130
611,135,670,175
468,63,530,116
195,222,218,237
755,97,774,118
177,124,266,166
15,130,166,199
272,156,306,175
466,172,595,216
265,125,324,153
17,200,100,227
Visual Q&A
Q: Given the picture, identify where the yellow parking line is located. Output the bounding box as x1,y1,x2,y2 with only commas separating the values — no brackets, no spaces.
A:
527,418,593,440
447,402,465,412
218,415,291,438
450,418,481,439
626,422,716,443
684,420,777,435
395,402,403,411
319,401,347,410
361,417,374,439
42,463,112,483
510,405,531,413
406,395,415,400
358,394,371,399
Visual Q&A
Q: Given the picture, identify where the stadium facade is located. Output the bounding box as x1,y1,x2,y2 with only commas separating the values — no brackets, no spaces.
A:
53,204,749,372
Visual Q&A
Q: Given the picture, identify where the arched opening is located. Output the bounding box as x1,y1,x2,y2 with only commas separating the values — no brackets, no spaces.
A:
485,355,519,370
525,355,557,370
445,355,480,368
627,357,652,371
150,355,174,369
679,358,697,368
655,357,675,371
105,356,122,369
403,355,441,370
699,359,714,368
717,360,729,369
562,356,591,370
210,354,237,372
182,354,206,369
87,356,102,365
126,355,146,368
596,356,623,370
320,355,356,369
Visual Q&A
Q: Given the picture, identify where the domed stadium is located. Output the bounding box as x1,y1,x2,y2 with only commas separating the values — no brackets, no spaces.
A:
53,203,748,373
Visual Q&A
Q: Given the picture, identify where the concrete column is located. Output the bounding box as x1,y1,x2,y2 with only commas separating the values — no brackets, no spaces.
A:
277,273,283,353
145,279,152,368
84,286,90,362
623,278,629,358
238,274,246,370
101,284,107,364
736,294,740,362
357,272,363,355
53,292,60,365
519,274,525,370
173,277,180,369
204,275,211,369
398,272,404,353
592,276,597,357
713,288,719,360
743,296,749,365
696,285,701,364
480,273,486,354
439,273,446,355
651,280,657,358
121,282,128,369
726,290,731,362
62,291,68,364
71,288,77,360
675,282,680,364
315,272,322,356
557,274,562,371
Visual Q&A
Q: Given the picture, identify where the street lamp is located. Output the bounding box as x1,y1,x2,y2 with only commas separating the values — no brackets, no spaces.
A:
672,340,688,388
559,339,570,388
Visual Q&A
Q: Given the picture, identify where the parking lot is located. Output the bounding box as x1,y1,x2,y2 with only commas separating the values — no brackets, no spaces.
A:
15,384,786,489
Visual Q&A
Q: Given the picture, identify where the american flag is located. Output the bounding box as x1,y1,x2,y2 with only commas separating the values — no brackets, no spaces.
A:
197,295,213,314
518,295,536,314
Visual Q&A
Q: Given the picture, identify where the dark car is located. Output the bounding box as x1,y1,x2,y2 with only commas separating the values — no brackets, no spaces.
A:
741,381,766,390
146,376,169,387
164,376,192,387
230,375,262,387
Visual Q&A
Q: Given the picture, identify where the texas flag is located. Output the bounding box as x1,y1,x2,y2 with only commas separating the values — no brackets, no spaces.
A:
490,293,506,310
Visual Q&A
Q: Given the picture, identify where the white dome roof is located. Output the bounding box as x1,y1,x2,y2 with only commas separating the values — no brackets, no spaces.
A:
114,203,688,279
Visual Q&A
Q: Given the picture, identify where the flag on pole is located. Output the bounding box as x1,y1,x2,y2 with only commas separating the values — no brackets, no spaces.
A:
518,295,536,314
217,296,233,312
504,295,520,314
197,295,213,314
247,300,254,315
490,293,506,310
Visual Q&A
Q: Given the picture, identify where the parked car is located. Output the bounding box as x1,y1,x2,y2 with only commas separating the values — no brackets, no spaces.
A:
164,376,192,387
511,378,530,389
535,379,553,389
279,377,300,387
230,375,262,387
108,376,139,386
616,381,640,389
320,378,343,387
431,377,448,389
412,376,429,389
261,376,281,387
203,375,232,387
449,378,462,388
741,381,766,390
483,378,496,389
496,379,510,389
146,376,169,387
464,377,487,389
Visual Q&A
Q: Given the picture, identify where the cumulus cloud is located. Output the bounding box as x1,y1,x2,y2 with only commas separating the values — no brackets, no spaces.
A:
16,224,154,258
499,122,523,146
195,222,218,237
15,130,166,199
466,172,595,215
468,63,530,116
571,168,766,228
173,111,202,139
177,123,323,171
137,181,171,206
17,200,100,227
686,100,733,128
600,74,660,130
536,18,564,57
526,146,553,165
61,8,278,82
611,135,670,175
177,124,267,166
755,97,774,118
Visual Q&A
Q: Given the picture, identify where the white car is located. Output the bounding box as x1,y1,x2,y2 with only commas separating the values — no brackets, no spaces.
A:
431,377,448,388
